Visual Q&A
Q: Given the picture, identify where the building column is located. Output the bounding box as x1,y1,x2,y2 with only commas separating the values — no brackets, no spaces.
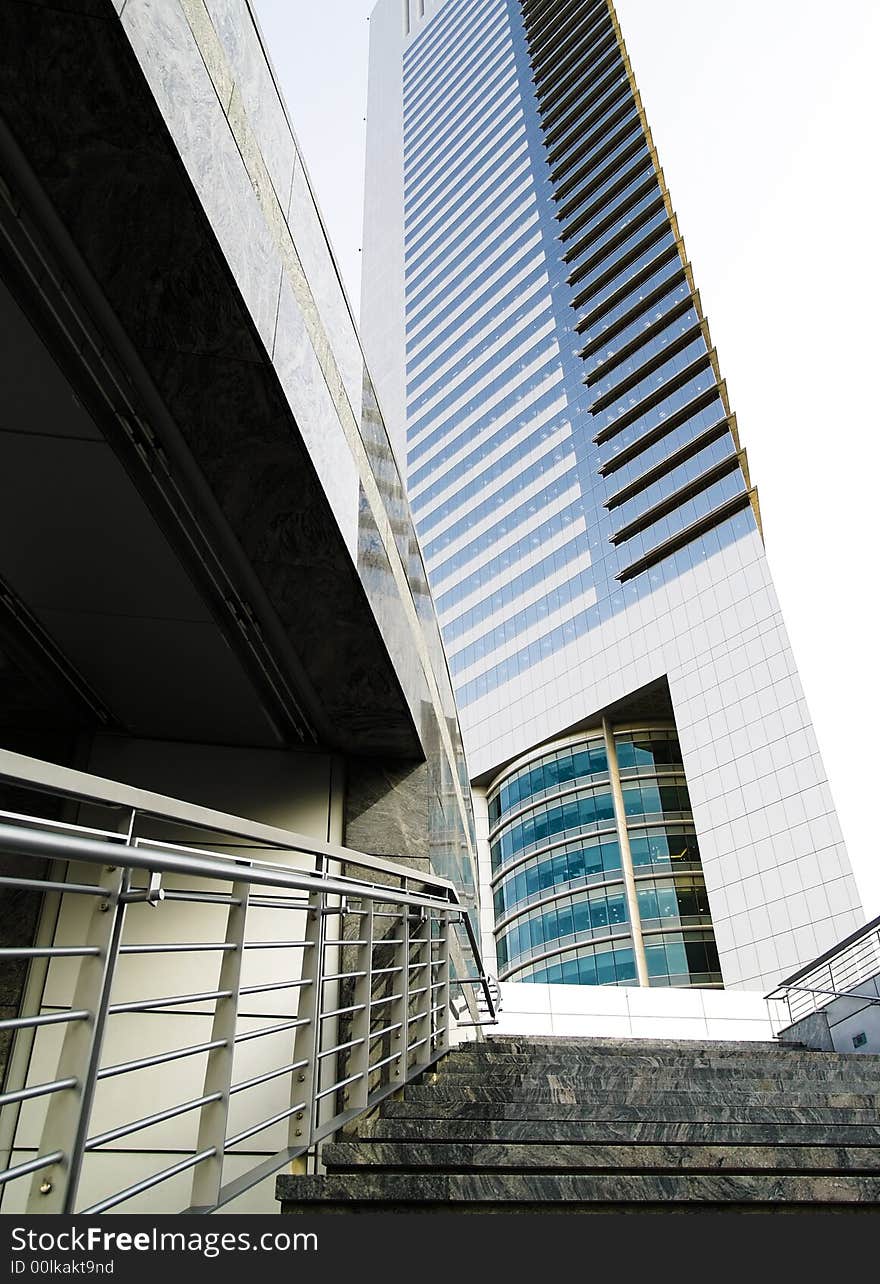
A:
602,718,650,988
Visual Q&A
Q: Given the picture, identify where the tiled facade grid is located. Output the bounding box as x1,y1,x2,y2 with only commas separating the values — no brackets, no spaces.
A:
463,528,860,989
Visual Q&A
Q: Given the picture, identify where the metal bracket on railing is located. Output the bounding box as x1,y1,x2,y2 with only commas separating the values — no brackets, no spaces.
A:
321,896,348,917
120,870,164,907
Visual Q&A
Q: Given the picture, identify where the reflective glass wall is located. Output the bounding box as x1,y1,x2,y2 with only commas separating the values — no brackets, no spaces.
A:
489,724,722,986
400,0,759,719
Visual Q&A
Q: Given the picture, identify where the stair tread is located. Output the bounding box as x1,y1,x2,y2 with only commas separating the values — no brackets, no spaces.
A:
322,1140,880,1172
383,1100,880,1123
278,1171,880,1206
361,1118,880,1145
402,1085,880,1106
276,1037,880,1212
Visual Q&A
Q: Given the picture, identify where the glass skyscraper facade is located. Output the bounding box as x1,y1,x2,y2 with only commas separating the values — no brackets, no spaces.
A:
403,0,755,713
362,0,863,991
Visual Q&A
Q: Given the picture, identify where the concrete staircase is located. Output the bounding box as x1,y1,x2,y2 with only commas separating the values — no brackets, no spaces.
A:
276,1036,880,1212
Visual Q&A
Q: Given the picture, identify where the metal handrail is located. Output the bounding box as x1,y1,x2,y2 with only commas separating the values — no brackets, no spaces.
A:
767,912,880,993
0,746,457,889
765,914,880,1031
0,759,498,1215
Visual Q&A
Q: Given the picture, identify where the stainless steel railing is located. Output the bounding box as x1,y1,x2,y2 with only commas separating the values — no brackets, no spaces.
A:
0,751,496,1215
765,913,880,1030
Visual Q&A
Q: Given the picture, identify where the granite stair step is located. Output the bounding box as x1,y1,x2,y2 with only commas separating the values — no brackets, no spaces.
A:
481,1037,807,1056
277,1170,880,1212
381,1099,880,1124
440,1049,877,1074
275,1035,880,1213
357,1117,880,1146
428,1068,879,1090
322,1140,880,1174
400,1083,880,1108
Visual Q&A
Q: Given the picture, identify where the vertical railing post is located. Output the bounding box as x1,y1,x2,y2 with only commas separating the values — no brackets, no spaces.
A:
27,863,127,1214
346,901,373,1113
435,910,451,1054
288,887,325,1153
189,879,250,1211
409,908,432,1071
389,901,410,1082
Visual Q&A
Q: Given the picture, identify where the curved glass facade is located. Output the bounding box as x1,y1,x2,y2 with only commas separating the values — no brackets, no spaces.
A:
490,724,721,987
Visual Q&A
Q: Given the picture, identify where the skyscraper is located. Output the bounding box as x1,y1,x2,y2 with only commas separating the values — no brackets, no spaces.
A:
361,0,863,992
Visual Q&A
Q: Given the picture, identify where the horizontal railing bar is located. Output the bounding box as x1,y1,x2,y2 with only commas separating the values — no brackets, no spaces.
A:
369,1050,403,1072
317,1036,366,1060
0,820,458,915
79,1148,216,1216
224,1102,307,1149
117,943,235,955
319,1003,366,1020
243,941,312,950
108,988,232,1015
779,983,880,1006
229,1059,308,1096
98,1038,227,1080
369,1023,403,1041
409,1008,429,1023
247,897,309,909
152,889,242,904
0,1076,77,1109
85,1092,222,1151
0,946,99,960
408,1036,429,1052
372,965,404,976
321,971,367,983
410,986,429,998
0,748,456,895
238,978,311,997
0,875,106,897
0,1009,89,1033
233,1018,308,1044
0,806,121,841
369,994,402,1009
0,1150,65,1187
315,1072,362,1102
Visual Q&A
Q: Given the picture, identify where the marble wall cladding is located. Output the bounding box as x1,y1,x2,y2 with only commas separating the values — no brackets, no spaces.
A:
287,161,364,424
273,279,359,558
344,756,431,868
199,0,294,208
116,0,473,818
122,0,283,352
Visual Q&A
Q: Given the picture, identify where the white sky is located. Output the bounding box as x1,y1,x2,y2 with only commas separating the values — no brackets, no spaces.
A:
253,0,880,919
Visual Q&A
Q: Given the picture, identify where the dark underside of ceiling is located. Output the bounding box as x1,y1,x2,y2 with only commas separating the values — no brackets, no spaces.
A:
0,0,422,763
